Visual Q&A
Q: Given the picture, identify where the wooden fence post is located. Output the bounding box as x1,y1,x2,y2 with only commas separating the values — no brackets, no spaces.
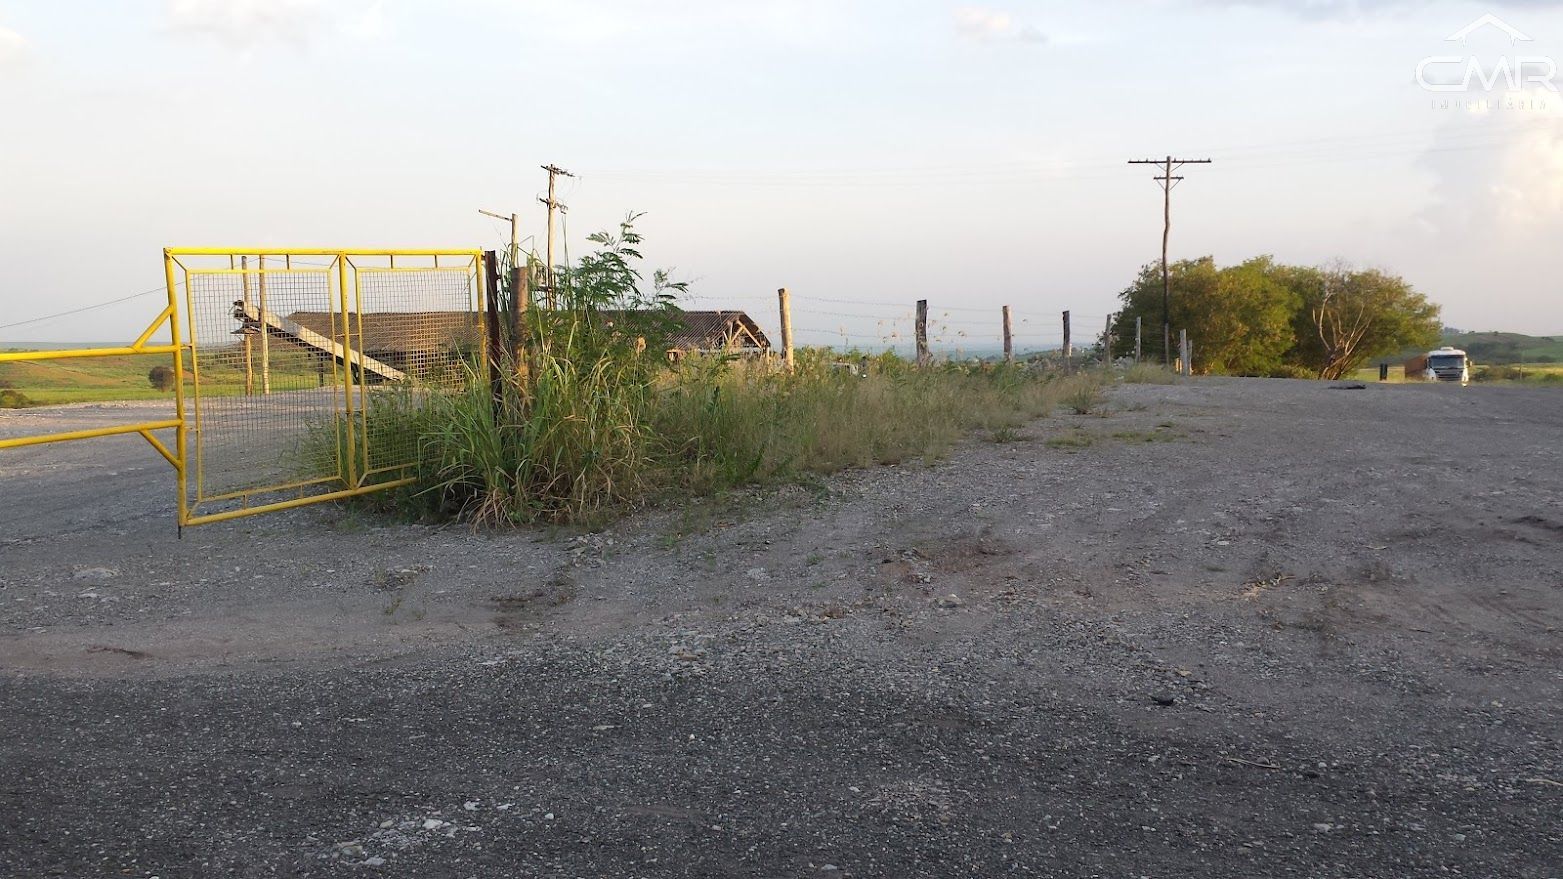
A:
510,260,531,386
1135,315,1143,364
915,299,929,366
778,287,794,371
1062,310,1072,373
483,251,505,409
1001,305,1013,364
1180,328,1191,376
1103,313,1114,369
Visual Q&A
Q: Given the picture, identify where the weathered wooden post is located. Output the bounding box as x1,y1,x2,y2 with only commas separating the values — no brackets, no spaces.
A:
483,251,505,409
1180,328,1191,376
1062,310,1072,373
915,299,930,366
1001,305,1013,364
1103,313,1114,369
777,287,794,371
1134,315,1143,364
510,259,531,386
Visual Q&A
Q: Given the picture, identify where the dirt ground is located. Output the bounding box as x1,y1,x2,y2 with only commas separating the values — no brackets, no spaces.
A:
1,377,1559,878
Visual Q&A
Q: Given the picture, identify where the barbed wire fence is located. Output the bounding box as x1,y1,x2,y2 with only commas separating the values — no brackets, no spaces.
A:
680,288,1136,370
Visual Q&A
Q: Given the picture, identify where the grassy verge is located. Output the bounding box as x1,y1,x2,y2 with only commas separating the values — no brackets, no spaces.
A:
358,348,1090,527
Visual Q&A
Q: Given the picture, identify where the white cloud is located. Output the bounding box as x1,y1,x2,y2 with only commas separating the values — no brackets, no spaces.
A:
162,0,389,49
0,24,28,67
164,0,323,47
954,7,1046,44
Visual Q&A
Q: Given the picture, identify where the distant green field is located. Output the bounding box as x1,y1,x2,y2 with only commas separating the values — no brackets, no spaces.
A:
1439,331,1563,365
0,349,329,407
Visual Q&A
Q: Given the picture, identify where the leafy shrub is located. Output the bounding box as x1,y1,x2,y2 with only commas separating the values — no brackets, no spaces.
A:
0,389,34,408
147,365,177,392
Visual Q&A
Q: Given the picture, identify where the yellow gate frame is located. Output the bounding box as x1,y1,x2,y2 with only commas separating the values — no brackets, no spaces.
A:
0,247,487,529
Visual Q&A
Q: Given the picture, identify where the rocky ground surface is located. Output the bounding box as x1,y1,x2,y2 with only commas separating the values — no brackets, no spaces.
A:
1,377,1560,878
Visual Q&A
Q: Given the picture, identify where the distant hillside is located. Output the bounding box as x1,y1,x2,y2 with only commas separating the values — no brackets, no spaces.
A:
1440,331,1563,365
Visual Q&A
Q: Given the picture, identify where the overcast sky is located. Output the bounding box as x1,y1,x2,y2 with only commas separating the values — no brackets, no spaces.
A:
2,0,1562,349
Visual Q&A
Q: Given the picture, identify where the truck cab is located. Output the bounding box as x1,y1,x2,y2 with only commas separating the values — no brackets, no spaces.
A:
1423,346,1470,384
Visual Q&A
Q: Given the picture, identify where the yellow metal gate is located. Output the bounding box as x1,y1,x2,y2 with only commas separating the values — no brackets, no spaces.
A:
0,248,487,528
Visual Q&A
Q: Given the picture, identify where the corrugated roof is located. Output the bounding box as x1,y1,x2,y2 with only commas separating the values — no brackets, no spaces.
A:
599,310,770,351
285,312,480,354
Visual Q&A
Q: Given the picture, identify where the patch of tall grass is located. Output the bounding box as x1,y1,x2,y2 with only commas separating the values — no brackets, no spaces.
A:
362,344,1073,526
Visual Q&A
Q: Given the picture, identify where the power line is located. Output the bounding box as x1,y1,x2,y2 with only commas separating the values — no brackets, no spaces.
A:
0,285,168,333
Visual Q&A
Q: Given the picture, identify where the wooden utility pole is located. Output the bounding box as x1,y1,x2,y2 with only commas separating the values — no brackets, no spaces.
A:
1001,305,1013,363
1061,310,1072,372
1128,155,1212,366
257,254,271,395
915,299,930,366
539,164,573,308
241,255,254,395
777,287,794,371
1135,315,1143,363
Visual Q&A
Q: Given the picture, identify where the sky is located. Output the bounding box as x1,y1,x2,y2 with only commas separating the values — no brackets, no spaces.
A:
2,0,1562,351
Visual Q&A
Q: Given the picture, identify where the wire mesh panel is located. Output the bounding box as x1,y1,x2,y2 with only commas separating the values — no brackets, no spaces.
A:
351,263,482,480
185,267,342,507
169,250,485,525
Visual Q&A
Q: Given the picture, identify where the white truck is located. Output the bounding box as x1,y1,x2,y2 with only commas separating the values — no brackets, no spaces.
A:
1420,346,1470,383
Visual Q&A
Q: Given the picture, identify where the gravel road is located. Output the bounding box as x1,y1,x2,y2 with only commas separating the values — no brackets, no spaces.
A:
1,377,1559,878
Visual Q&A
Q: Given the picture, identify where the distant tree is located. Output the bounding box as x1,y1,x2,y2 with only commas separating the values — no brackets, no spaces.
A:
1112,256,1298,375
1280,264,1441,380
1113,257,1440,379
147,365,177,392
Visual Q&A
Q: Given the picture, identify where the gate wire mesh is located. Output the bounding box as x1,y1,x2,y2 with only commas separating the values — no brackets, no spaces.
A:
173,251,484,521
186,268,341,503
354,266,481,478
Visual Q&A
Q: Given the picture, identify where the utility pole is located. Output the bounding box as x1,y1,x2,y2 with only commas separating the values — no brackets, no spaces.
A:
1127,155,1211,366
539,164,574,309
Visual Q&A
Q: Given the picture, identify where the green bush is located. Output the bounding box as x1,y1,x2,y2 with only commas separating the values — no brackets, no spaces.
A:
0,388,34,408
147,365,177,392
